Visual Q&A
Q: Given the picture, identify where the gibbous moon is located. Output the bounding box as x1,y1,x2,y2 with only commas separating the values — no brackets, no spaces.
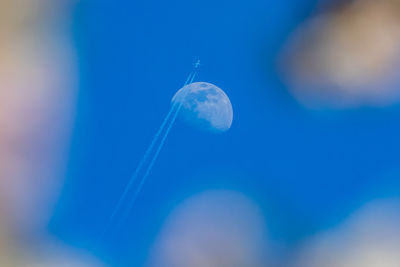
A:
171,82,233,133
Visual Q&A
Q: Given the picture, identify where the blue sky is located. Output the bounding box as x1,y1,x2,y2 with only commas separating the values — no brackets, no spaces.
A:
50,0,400,266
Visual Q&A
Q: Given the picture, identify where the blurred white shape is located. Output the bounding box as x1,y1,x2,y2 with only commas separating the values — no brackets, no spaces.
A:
280,0,400,108
148,190,269,267
295,198,400,267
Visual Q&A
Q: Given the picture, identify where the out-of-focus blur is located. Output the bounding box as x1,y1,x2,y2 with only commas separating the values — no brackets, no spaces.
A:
147,190,268,267
280,0,400,108
2,0,400,265
294,198,400,267
0,0,102,265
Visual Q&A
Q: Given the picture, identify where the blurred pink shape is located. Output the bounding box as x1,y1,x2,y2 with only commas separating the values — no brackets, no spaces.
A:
0,0,104,265
148,190,269,267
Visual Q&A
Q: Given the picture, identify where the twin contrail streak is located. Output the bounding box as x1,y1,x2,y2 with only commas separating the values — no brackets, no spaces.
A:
121,71,197,221
102,65,199,236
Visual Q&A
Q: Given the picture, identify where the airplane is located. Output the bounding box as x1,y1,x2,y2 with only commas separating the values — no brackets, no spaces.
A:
193,60,202,68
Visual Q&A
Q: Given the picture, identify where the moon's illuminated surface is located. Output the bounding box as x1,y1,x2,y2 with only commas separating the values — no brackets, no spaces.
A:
171,82,233,133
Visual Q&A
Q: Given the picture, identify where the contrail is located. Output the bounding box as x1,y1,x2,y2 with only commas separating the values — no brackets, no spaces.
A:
107,71,194,222
102,63,199,236
120,70,197,222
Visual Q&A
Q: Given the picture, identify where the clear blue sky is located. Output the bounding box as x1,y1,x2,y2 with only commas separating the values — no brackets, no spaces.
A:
50,0,400,266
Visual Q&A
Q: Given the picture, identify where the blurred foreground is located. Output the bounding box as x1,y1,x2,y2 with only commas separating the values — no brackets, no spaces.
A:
1,0,400,266
148,190,268,267
294,199,400,267
280,0,400,108
0,0,102,265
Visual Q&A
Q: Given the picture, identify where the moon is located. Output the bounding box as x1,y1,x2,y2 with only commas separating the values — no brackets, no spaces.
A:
171,82,233,133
